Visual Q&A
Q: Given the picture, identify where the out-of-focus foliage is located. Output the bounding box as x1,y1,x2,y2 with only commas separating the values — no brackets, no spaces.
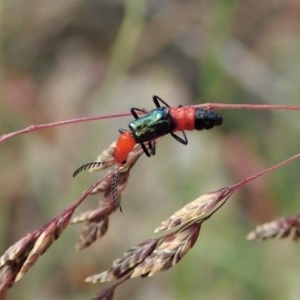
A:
1,1,300,299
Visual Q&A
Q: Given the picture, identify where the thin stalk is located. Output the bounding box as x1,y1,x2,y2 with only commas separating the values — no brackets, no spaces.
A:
1,102,300,144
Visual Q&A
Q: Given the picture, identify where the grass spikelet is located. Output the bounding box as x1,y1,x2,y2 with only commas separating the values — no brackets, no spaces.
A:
15,209,73,281
0,208,73,295
91,148,142,195
247,214,300,241
71,202,114,251
76,217,109,251
91,167,127,197
71,205,112,224
0,233,38,270
0,232,39,296
130,223,201,278
155,188,230,233
85,239,157,283
0,265,17,299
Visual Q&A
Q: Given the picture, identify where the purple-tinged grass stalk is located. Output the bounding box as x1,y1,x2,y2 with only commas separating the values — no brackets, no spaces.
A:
194,103,300,112
2,102,300,145
0,113,133,144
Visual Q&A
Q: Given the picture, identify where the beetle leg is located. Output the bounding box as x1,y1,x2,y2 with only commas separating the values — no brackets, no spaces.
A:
130,107,147,120
148,140,156,156
153,95,171,108
170,131,188,145
140,143,151,157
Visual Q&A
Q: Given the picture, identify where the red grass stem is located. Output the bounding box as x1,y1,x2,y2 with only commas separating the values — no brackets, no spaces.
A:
196,103,300,111
230,152,300,193
1,102,300,145
0,112,133,144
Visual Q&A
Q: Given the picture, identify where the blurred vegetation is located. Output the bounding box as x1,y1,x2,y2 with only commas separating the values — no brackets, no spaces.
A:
1,0,300,299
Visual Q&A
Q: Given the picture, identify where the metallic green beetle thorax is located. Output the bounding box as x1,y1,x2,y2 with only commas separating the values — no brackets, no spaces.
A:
129,107,174,143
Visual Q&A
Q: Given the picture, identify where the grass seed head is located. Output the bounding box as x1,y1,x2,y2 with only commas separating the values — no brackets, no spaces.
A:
131,223,201,278
155,190,228,233
85,238,158,283
15,210,73,281
76,217,109,251
247,215,300,241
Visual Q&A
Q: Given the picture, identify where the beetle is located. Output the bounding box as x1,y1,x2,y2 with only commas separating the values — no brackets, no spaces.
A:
113,95,223,164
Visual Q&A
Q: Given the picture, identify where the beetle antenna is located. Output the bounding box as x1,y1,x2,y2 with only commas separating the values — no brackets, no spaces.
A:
112,172,122,212
73,161,105,177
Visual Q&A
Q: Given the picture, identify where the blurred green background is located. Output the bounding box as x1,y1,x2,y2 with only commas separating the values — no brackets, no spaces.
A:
1,1,300,299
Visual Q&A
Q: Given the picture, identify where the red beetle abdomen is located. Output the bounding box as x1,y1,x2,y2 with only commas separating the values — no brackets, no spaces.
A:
169,107,195,131
113,131,136,164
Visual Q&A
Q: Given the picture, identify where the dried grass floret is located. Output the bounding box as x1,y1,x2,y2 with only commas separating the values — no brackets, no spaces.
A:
0,209,73,296
86,239,157,283
130,223,201,278
85,222,201,286
247,214,300,241
71,149,143,250
155,188,230,233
